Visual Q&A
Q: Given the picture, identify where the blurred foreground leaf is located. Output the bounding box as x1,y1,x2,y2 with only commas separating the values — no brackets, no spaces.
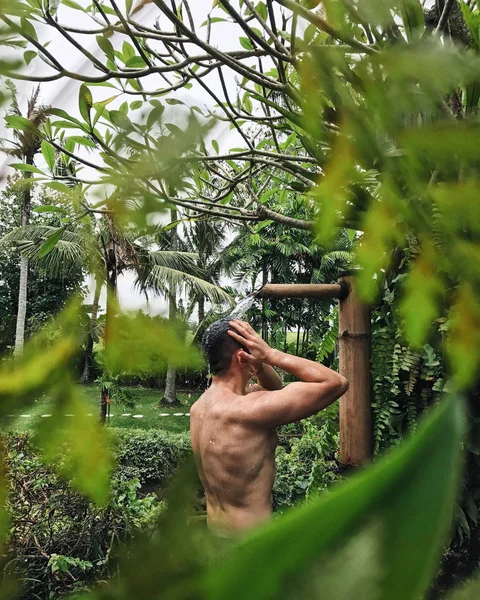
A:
33,385,112,505
103,309,203,376
205,396,465,600
448,576,480,599
0,300,83,421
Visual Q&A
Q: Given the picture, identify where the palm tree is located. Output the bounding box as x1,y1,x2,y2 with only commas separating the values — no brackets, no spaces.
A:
183,218,227,325
2,213,233,420
146,211,230,405
0,82,50,356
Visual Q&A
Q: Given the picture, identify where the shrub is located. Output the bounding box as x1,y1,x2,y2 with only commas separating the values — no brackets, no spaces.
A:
113,429,191,491
273,406,342,510
3,430,190,599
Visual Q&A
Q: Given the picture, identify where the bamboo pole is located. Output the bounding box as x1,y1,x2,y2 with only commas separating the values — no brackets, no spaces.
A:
258,283,347,299
338,274,373,466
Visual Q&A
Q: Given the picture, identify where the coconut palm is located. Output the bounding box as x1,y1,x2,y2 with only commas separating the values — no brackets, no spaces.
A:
0,82,50,356
146,211,229,405
183,218,228,324
2,213,233,420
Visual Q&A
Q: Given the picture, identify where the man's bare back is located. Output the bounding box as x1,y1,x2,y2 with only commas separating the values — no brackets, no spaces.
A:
191,319,348,537
190,386,277,535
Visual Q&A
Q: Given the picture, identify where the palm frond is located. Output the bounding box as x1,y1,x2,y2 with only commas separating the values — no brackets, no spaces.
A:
147,250,200,273
1,225,87,275
146,266,233,306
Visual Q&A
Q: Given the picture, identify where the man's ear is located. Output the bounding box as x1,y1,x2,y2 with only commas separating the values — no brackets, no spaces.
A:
233,348,243,367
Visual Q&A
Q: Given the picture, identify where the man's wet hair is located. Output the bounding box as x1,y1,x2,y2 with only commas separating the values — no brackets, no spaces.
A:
202,318,247,375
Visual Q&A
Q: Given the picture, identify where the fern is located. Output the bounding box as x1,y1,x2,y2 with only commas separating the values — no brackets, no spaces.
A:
316,307,338,363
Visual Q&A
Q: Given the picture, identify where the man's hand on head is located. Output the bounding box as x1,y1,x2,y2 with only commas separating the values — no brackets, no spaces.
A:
227,320,274,364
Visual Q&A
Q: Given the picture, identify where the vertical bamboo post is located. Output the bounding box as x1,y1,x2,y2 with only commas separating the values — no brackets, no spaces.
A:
338,274,373,466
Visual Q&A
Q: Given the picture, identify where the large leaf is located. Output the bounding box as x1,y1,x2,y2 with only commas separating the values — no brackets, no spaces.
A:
1,226,86,276
102,307,203,376
33,385,112,505
38,227,65,257
204,396,465,600
9,162,44,174
5,114,40,134
41,139,55,170
79,84,93,125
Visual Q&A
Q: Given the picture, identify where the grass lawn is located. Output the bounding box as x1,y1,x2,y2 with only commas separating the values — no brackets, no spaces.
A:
7,386,202,435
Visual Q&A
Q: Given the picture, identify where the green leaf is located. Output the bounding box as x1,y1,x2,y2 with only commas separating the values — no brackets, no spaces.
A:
448,576,480,599
68,135,96,148
165,123,182,135
130,100,143,110
211,139,219,153
43,182,72,192
125,56,146,68
20,17,37,41
23,50,36,65
125,0,133,14
51,120,82,130
96,35,115,61
122,40,136,60
39,228,64,258
200,17,228,25
5,114,40,135
62,0,84,9
239,36,254,50
9,162,44,174
41,140,55,171
205,396,465,600
400,246,445,348
400,0,425,42
109,110,132,130
33,205,67,214
34,385,112,505
103,305,204,376
256,2,268,21
165,98,185,106
79,84,93,126
48,108,82,125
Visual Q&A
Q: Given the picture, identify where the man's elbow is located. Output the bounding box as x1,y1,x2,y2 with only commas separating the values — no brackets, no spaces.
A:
332,374,349,397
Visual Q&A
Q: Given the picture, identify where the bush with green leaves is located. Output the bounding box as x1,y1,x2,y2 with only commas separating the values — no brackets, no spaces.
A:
4,433,165,599
113,429,191,490
274,405,341,510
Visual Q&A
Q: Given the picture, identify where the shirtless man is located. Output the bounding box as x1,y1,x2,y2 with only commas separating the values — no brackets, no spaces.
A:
190,318,349,538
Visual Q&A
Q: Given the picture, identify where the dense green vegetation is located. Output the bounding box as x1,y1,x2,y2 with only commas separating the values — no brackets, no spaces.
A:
1,0,480,599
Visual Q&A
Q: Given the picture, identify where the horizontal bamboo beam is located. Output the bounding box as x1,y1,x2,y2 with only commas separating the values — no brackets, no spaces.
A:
258,283,348,299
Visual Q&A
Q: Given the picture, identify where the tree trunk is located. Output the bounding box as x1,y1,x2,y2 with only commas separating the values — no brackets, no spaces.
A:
161,208,180,406
81,277,102,384
14,168,32,357
296,321,301,356
198,294,205,325
301,326,308,357
14,256,29,357
100,222,117,424
261,262,268,342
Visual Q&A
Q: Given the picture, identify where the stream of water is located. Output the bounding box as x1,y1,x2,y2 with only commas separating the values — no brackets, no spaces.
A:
227,289,261,320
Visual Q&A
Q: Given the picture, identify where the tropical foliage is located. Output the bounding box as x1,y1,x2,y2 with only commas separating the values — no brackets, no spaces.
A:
1,0,480,599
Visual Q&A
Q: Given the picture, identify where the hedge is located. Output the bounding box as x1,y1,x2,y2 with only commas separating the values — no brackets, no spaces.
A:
113,428,191,489
4,429,191,599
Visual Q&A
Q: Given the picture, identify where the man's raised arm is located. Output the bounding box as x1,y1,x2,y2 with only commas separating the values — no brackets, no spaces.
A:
228,320,348,427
